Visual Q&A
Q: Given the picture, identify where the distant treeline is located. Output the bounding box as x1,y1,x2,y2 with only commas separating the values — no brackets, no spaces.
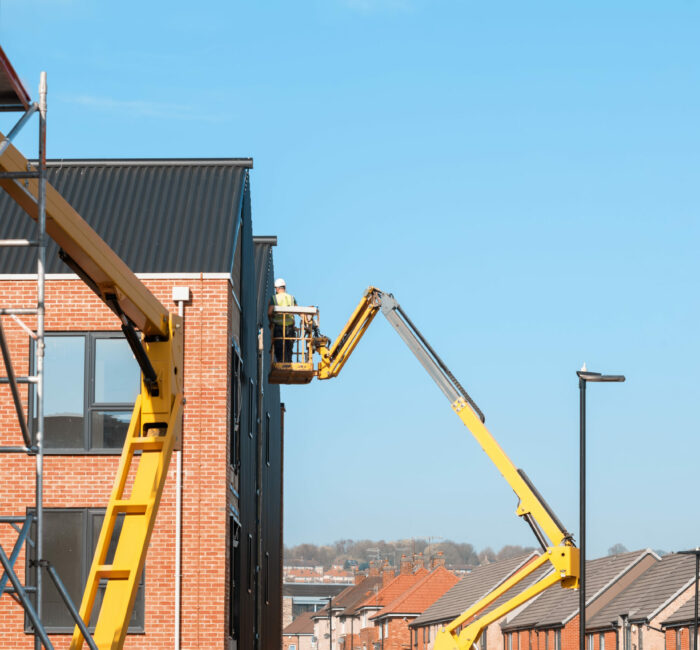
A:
284,539,536,570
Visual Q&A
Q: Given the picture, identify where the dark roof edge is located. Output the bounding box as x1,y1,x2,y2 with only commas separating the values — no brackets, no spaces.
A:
40,158,254,169
253,236,278,246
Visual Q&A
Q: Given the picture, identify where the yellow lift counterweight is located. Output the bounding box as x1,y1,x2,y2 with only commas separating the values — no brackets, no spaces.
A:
269,287,579,650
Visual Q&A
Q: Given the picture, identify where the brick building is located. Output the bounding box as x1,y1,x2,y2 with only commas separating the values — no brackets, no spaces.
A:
410,552,540,650
283,611,316,650
587,553,698,650
501,551,658,650
372,564,459,650
0,159,283,649
662,595,700,650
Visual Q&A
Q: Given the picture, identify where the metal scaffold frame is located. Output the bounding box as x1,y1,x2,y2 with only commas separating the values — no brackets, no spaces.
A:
0,56,98,650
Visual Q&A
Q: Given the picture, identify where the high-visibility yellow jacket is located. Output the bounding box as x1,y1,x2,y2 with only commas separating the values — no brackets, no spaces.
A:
270,292,296,326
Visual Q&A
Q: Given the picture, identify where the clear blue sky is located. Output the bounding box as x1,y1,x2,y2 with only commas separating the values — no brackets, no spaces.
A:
2,1,698,558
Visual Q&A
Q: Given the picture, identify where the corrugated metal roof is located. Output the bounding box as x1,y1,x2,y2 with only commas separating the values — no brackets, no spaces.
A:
253,238,274,324
411,553,539,627
0,159,250,274
503,550,656,631
588,554,697,629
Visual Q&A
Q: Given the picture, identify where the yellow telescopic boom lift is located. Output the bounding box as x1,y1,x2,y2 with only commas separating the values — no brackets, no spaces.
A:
270,288,579,650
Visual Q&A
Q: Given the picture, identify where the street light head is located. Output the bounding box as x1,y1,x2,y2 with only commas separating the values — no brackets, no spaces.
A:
577,370,625,383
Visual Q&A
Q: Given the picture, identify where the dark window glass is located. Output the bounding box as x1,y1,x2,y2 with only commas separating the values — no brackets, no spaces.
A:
36,333,139,453
94,338,139,404
91,411,132,449
229,517,240,640
247,534,253,592
230,353,241,469
43,336,85,449
248,379,255,438
265,551,270,604
27,508,144,633
265,412,271,466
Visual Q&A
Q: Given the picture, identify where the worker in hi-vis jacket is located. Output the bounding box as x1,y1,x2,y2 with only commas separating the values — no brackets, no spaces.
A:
268,278,297,362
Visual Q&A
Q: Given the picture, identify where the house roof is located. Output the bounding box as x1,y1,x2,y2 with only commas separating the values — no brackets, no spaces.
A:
588,554,697,629
373,566,460,620
0,158,251,274
662,593,700,628
283,583,349,598
253,237,276,324
283,611,316,636
344,570,428,618
411,552,539,627
503,550,657,631
312,577,383,619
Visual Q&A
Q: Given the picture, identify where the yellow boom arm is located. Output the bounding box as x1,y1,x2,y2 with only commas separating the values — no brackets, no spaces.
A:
311,287,579,650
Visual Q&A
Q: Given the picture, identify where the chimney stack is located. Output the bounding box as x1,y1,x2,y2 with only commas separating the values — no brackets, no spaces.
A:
369,560,381,577
382,560,396,586
430,551,446,569
400,554,413,575
413,552,424,571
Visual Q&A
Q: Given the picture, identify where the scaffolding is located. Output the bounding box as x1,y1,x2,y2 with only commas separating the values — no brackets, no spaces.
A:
0,48,97,650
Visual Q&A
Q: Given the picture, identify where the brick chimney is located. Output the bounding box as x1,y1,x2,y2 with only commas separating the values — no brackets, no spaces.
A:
369,560,381,577
382,561,396,586
430,551,446,569
400,554,413,575
413,552,424,571
354,568,365,585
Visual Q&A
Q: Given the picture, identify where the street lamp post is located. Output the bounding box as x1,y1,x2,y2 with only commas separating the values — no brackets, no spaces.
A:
576,367,625,650
678,549,700,650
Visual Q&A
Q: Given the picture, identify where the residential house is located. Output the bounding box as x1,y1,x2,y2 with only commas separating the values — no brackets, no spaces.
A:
284,611,316,650
372,564,459,650
313,575,384,650
284,584,349,629
0,159,283,649
587,554,698,650
662,593,700,650
411,552,541,650
501,550,659,650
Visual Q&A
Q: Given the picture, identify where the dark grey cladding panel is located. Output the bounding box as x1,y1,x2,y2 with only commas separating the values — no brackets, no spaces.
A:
0,159,250,274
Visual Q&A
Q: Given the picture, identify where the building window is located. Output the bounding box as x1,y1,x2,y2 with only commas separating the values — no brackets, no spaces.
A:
265,412,271,466
248,378,255,438
589,635,594,650
545,631,549,650
247,533,254,592
482,627,487,650
229,516,240,640
26,508,144,633
508,633,513,650
600,634,605,650
35,333,139,453
265,551,270,604
290,645,297,650
555,630,561,650
230,351,242,469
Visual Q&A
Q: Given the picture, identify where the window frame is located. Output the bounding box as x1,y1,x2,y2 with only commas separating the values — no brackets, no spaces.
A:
32,331,140,454
230,350,242,470
25,507,145,634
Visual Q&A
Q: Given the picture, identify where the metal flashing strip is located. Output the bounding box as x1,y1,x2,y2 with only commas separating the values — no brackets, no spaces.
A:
0,45,31,110
0,272,233,281
40,157,253,169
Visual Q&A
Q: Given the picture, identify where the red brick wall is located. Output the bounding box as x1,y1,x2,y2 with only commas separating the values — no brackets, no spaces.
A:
667,627,694,650
0,276,232,649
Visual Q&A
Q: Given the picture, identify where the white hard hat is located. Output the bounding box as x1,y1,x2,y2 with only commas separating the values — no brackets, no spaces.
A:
274,278,286,288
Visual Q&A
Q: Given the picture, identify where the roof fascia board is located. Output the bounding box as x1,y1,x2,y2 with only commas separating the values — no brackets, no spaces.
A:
43,158,254,168
0,272,233,281
561,551,658,625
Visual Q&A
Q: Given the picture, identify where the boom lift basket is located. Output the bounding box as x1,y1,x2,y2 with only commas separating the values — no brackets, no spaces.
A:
268,305,318,384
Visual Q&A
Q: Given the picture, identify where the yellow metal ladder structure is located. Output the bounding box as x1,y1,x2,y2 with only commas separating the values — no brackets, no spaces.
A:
70,318,183,650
